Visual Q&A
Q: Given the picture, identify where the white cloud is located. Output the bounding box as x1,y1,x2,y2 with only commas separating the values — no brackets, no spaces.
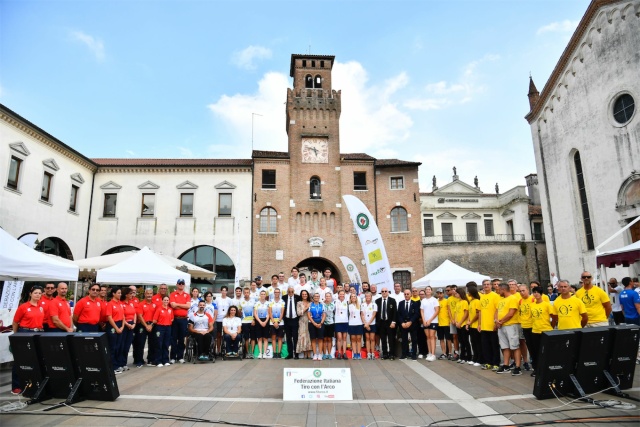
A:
69,30,105,61
177,146,193,158
404,54,499,110
125,150,135,157
536,20,579,35
207,60,413,158
231,45,272,70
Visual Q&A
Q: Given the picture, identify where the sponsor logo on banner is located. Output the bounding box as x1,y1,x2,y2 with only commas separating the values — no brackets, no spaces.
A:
313,369,322,378
370,267,386,276
368,249,383,264
364,238,378,246
356,213,370,230
346,264,354,272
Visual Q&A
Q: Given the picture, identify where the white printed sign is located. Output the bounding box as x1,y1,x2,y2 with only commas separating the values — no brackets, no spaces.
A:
1,281,24,310
283,368,352,401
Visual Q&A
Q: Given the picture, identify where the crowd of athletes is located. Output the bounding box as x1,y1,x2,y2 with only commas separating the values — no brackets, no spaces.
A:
10,267,640,396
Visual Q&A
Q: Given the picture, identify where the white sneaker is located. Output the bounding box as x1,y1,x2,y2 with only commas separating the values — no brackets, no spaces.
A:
467,360,474,365
122,365,130,371
473,362,481,367
164,362,171,366
257,353,263,359
114,368,123,374
169,359,176,364
157,364,164,368
418,354,424,359
179,359,185,364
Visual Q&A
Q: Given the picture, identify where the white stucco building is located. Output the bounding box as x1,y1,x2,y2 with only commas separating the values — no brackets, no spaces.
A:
526,0,640,281
1,104,253,290
420,171,548,283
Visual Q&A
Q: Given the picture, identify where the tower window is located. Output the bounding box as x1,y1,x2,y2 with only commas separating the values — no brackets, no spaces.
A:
310,176,321,199
391,207,408,232
302,60,306,67
311,60,315,67
262,169,276,189
305,74,313,89
320,60,325,68
315,75,322,89
354,172,367,190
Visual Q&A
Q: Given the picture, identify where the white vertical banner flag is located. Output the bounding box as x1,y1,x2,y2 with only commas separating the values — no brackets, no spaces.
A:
0,280,24,310
342,195,394,290
234,221,241,290
339,256,362,286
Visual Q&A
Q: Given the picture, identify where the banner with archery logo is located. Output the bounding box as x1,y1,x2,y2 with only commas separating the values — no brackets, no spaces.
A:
339,256,362,287
342,195,394,290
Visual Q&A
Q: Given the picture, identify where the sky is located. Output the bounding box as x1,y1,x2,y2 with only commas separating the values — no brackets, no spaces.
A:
0,0,591,192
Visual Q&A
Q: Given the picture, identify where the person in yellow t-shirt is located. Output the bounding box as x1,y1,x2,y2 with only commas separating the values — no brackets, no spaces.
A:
529,286,554,377
454,288,470,363
466,284,482,366
529,281,550,303
575,272,612,327
496,283,522,375
446,285,460,360
478,279,501,369
551,280,588,330
517,284,535,372
436,289,451,359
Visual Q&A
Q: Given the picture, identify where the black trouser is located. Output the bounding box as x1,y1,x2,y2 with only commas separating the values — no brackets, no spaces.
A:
458,326,472,361
417,326,428,356
481,330,500,366
378,320,395,356
134,322,156,364
191,332,213,356
469,328,482,363
522,327,533,365
284,318,299,356
529,332,541,371
400,324,417,357
612,311,624,325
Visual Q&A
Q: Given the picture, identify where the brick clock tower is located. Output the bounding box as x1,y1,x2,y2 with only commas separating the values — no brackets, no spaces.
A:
252,54,424,287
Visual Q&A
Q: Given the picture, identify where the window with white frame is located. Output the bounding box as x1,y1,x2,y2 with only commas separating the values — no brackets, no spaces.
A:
259,207,277,232
390,206,408,232
218,193,232,216
390,176,404,190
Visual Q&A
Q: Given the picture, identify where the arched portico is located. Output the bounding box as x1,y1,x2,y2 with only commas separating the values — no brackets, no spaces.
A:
295,257,342,285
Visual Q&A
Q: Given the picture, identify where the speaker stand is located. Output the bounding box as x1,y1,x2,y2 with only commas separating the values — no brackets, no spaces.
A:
568,374,590,402
603,370,640,403
25,377,49,404
65,377,85,405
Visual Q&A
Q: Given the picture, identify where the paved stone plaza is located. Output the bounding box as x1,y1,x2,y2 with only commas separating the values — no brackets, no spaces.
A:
1,356,639,426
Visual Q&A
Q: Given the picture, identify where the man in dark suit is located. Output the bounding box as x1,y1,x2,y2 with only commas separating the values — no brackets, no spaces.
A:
282,285,302,359
396,289,420,360
376,286,398,360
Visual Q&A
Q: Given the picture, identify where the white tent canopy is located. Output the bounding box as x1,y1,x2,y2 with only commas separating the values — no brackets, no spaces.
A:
95,246,191,286
0,228,79,282
73,249,215,280
413,259,491,289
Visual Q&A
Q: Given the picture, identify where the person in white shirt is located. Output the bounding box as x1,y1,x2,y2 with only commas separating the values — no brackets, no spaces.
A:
253,290,270,359
269,274,283,301
295,273,312,296
222,306,242,356
189,287,201,309
308,270,320,294
230,287,243,310
215,286,231,355
239,287,257,358
607,278,624,325
317,277,331,302
334,290,349,360
287,267,300,291
188,301,214,361
420,286,440,362
249,281,260,301
361,292,378,360
323,268,336,291
348,293,364,360
370,284,381,301
333,283,344,302
390,282,404,303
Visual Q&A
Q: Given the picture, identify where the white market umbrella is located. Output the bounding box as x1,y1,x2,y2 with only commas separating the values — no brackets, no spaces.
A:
95,246,191,286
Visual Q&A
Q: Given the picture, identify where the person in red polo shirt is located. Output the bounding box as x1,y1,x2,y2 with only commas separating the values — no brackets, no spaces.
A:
73,284,103,332
135,288,156,366
40,282,56,331
50,282,73,332
152,283,169,305
119,288,138,370
153,295,174,366
11,285,45,395
106,287,125,374
169,278,190,363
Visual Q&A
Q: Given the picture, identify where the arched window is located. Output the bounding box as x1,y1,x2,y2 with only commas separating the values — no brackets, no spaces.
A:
574,151,594,250
259,207,277,232
314,75,322,89
310,176,321,199
305,74,313,88
390,207,408,232
179,245,235,292
35,237,74,260
102,245,140,255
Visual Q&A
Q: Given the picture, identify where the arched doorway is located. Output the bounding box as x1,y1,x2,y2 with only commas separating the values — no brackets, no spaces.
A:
296,257,342,285
35,236,73,260
178,245,235,293
102,245,140,255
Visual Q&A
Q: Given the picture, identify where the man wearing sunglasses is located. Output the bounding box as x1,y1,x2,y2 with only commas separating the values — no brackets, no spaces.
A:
575,272,612,327
73,285,103,332
40,282,56,331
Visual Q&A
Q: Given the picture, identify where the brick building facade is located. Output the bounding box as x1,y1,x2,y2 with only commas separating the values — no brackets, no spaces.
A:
252,54,424,287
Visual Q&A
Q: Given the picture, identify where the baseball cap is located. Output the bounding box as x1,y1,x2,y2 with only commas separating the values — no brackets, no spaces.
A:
436,288,444,293
254,276,262,281
176,279,185,285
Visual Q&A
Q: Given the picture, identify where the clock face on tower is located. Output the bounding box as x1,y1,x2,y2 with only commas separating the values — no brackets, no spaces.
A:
301,138,329,163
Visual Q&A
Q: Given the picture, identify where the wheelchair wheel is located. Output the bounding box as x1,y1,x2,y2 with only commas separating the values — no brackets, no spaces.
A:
238,337,245,360
185,336,196,363
209,336,216,363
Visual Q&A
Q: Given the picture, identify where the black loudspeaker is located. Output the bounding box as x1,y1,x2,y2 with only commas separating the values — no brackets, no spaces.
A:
8,332,48,400
573,327,611,393
70,333,119,401
533,330,579,399
38,333,78,399
608,324,640,390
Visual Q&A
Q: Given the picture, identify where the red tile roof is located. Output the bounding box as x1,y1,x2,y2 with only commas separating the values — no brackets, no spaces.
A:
92,158,252,166
376,159,422,168
252,150,290,159
529,205,543,216
341,153,376,161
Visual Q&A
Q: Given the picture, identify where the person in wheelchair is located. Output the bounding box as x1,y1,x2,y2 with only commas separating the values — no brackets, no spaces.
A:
188,300,214,361
223,305,242,356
